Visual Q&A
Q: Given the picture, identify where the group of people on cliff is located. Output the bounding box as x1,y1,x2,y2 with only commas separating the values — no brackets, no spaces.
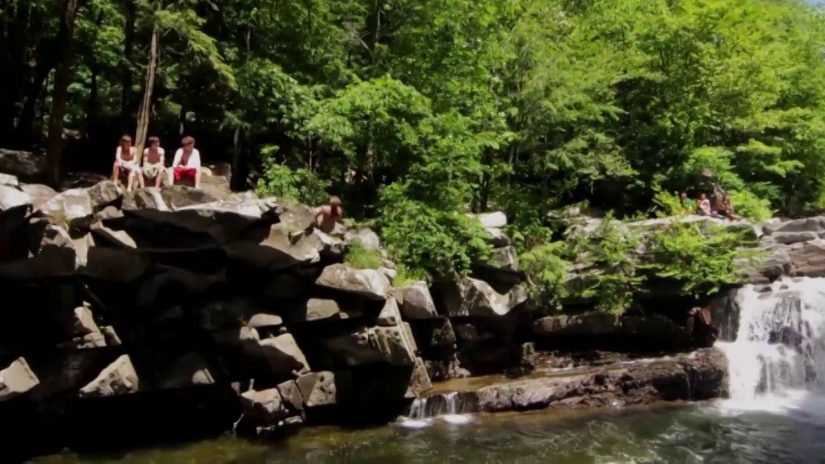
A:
112,135,201,191
679,188,739,221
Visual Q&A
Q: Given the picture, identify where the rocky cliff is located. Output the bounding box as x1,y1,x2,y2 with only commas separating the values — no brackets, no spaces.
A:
0,165,807,460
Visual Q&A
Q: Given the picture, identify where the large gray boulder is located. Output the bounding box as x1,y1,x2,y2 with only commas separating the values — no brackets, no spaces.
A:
240,388,289,424
316,264,391,301
0,172,18,186
0,357,40,401
451,278,527,317
476,211,507,229
40,181,120,222
244,333,311,376
325,324,417,366
122,185,218,211
19,183,57,210
0,184,31,212
397,281,439,319
228,226,321,270
78,355,139,398
66,305,107,349
406,357,433,398
0,148,46,179
296,371,339,408
344,227,381,250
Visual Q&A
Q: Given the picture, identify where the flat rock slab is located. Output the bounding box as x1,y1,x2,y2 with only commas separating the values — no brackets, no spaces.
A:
296,371,339,408
315,264,391,301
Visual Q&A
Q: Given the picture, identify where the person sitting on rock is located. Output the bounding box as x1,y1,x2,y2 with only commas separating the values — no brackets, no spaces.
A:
679,192,696,215
112,135,138,192
716,195,741,221
171,136,201,188
315,196,343,233
140,136,166,188
697,193,712,216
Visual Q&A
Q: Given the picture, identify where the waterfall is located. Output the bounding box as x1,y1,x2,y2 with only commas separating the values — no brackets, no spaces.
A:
397,391,476,427
716,278,825,409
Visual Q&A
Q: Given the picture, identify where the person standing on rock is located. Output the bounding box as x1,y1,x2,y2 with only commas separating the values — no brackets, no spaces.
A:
140,136,166,188
315,196,343,233
112,135,139,192
171,136,201,188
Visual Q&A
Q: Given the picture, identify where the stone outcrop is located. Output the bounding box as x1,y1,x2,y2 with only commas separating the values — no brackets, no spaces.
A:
0,358,40,401
316,264,391,301
397,281,438,319
412,348,727,415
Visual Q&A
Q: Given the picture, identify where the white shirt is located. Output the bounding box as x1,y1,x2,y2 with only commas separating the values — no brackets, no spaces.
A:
172,148,201,169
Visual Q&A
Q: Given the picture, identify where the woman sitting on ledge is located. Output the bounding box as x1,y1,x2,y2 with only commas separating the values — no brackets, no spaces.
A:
112,135,139,192
171,136,201,188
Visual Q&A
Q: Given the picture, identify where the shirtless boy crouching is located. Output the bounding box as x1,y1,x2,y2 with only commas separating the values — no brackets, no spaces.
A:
140,136,167,188
112,135,139,191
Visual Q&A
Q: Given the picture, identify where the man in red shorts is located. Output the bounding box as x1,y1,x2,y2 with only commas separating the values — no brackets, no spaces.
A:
171,136,201,188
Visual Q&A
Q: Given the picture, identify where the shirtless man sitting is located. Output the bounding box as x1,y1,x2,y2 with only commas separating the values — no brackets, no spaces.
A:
112,135,138,191
171,136,201,188
140,136,166,188
315,196,343,233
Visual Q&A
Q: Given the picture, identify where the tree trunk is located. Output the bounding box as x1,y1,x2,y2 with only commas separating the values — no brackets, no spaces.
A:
44,0,81,187
16,39,58,147
134,23,160,163
120,0,136,131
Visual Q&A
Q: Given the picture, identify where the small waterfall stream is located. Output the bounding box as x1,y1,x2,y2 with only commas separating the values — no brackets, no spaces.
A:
398,391,476,427
716,277,825,411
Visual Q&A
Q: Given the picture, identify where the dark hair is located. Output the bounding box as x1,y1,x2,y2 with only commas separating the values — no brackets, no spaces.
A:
120,135,132,143
181,136,195,146
147,136,160,146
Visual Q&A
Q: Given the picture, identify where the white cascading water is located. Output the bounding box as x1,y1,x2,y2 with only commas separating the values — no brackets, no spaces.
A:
716,277,825,413
397,391,474,427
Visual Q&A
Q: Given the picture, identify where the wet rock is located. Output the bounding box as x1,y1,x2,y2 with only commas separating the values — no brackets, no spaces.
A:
78,355,139,398
397,281,439,319
316,264,391,301
0,357,40,401
296,371,338,408
406,357,433,398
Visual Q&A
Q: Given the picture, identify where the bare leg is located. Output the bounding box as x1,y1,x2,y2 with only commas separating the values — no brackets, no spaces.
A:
112,162,120,186
138,172,146,189
126,170,135,192
194,168,201,189
155,172,163,188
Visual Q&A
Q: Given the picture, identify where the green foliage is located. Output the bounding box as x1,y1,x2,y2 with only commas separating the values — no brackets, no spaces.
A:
729,190,773,222
393,265,427,287
648,220,758,296
344,239,383,270
519,242,569,311
379,183,491,279
567,216,645,314
255,159,330,205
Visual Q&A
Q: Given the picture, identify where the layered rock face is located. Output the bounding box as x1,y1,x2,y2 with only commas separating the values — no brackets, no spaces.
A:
0,176,439,457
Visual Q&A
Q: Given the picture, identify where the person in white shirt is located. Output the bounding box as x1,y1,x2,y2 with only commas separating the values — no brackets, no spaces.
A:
140,136,166,188
171,135,201,188
112,135,139,191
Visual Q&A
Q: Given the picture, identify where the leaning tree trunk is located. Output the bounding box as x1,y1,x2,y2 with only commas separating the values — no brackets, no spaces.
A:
120,0,136,131
133,23,160,163
44,0,81,187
